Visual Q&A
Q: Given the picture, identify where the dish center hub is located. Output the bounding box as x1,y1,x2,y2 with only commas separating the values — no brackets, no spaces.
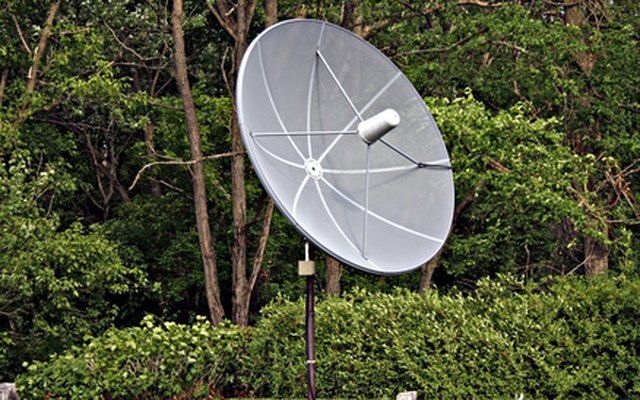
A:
304,159,323,180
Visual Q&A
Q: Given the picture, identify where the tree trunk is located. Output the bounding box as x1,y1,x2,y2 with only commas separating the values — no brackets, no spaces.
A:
108,137,131,204
584,229,609,276
229,0,277,327
343,0,363,36
18,0,61,122
142,43,168,198
0,68,8,107
230,115,249,326
208,0,275,326
325,256,342,295
83,133,130,210
228,0,249,325
0,383,19,400
418,184,481,293
418,251,442,294
565,1,609,275
247,199,275,300
565,1,596,76
264,0,277,27
171,0,224,325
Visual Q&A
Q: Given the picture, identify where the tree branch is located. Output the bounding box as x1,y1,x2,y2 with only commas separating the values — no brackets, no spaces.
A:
542,0,583,6
11,14,32,55
244,0,258,29
396,27,488,56
129,151,242,190
418,181,482,293
361,10,425,40
488,158,511,173
492,39,528,53
104,23,160,62
149,177,188,195
457,0,506,7
453,182,482,225
207,1,238,40
150,42,169,97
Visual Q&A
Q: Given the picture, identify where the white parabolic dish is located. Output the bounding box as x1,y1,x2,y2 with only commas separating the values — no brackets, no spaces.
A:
236,19,454,275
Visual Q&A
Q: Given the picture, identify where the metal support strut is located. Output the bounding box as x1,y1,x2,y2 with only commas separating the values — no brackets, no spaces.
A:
299,240,316,400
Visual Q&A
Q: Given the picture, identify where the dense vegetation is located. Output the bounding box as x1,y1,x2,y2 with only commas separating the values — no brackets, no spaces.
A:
16,276,640,399
1,0,638,397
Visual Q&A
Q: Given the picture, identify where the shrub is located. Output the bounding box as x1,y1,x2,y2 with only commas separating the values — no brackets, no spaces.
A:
248,275,640,399
17,275,640,399
0,152,147,379
16,316,248,399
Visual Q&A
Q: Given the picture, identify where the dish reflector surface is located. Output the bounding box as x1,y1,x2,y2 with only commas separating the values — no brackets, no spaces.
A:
237,19,454,275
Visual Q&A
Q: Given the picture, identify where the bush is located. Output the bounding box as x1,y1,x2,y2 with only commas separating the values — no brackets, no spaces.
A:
248,275,640,399
0,152,148,379
16,316,248,399
17,275,640,399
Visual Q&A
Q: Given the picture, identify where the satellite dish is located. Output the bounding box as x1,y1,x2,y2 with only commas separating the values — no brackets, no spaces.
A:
237,19,454,275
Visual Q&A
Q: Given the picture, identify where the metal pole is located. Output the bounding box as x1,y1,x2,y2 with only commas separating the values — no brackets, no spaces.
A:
305,273,316,400
301,240,316,400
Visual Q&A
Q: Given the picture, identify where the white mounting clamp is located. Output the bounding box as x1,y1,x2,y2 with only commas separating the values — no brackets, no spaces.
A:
299,240,315,276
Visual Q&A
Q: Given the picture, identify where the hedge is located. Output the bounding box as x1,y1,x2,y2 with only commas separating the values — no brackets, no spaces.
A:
16,317,247,399
17,275,640,399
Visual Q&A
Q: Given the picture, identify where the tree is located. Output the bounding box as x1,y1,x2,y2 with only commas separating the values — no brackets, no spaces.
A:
171,0,225,324
426,93,595,282
564,0,607,276
0,141,146,380
207,0,278,326
419,184,479,293
383,0,639,282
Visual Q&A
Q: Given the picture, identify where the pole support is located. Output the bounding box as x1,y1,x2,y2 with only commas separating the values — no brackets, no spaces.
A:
300,240,317,400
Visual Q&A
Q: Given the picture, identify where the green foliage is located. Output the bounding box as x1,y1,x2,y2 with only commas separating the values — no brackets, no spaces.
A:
386,1,640,275
101,194,205,322
17,316,247,400
0,149,146,379
248,275,640,399
429,93,592,279
18,275,640,399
